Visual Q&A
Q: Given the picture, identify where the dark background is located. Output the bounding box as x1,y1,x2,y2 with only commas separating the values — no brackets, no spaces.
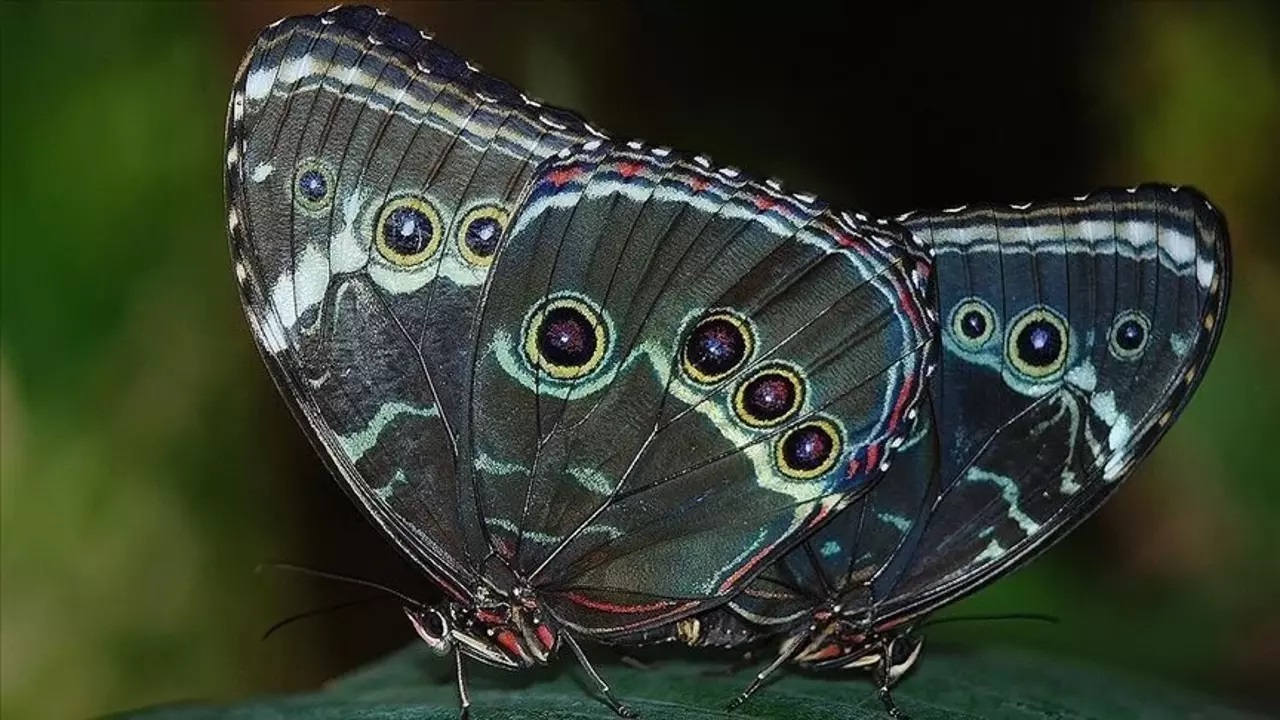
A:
2,2,1277,719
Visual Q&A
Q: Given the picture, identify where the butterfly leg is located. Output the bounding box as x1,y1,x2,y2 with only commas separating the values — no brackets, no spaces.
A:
725,648,792,711
564,632,637,718
454,645,472,720
873,658,910,720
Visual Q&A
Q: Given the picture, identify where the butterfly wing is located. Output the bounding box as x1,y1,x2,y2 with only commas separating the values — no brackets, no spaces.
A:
225,6,600,597
867,185,1230,622
697,185,1229,653
711,395,942,641
463,142,936,636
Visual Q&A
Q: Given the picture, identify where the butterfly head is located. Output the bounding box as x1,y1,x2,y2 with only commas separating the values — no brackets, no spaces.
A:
405,592,559,669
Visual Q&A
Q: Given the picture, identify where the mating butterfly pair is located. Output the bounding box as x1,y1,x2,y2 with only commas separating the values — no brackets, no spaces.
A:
225,6,1229,718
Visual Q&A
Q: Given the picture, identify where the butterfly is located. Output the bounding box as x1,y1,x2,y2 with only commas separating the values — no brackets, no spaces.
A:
656,185,1231,717
224,5,935,716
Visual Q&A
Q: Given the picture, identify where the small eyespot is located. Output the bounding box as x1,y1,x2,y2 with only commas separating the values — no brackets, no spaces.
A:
775,418,842,480
456,204,508,267
293,159,333,213
375,195,443,267
523,294,609,380
682,312,754,385
734,365,805,428
948,298,997,349
1109,310,1150,360
1007,306,1070,380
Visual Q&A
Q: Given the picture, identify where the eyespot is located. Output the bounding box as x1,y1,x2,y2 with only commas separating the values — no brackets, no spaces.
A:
775,418,842,479
522,294,610,380
1006,306,1070,380
456,204,509,267
375,195,443,267
734,365,805,428
682,312,754,385
948,298,997,349
293,159,333,213
1109,310,1150,360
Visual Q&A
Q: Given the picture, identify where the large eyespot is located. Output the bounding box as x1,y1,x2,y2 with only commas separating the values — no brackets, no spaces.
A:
375,195,443,267
523,294,610,380
682,312,754,385
293,159,333,213
775,418,842,480
1109,310,1150,360
456,204,508,267
734,365,805,428
949,298,997,349
1006,306,1070,379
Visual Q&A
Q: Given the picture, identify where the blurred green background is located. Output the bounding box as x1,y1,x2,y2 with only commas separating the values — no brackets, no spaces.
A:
2,2,1277,719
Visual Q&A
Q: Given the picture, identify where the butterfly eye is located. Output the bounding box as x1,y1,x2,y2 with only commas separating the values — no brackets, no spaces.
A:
375,195,444,267
1006,307,1070,380
949,298,997,349
734,365,805,428
775,418,842,479
457,204,509,267
1109,310,1150,360
523,294,610,380
293,159,334,213
682,312,754,385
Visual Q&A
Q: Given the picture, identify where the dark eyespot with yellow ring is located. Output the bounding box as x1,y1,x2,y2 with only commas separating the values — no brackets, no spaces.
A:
949,298,996,349
1109,310,1150,360
523,295,609,380
682,312,754,385
1006,306,1070,379
775,418,842,480
456,204,509,267
293,159,334,213
734,365,805,428
375,195,443,267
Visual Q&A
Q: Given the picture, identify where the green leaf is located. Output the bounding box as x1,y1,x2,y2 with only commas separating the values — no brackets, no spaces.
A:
107,643,1261,719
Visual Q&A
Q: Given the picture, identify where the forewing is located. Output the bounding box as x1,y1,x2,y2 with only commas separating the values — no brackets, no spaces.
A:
225,6,598,595
464,142,936,635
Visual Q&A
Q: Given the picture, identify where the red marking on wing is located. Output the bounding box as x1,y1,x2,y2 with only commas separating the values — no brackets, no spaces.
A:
616,161,645,178
547,166,582,187
834,231,869,252
845,456,862,478
717,540,779,595
753,195,777,212
805,500,834,531
687,176,710,193
894,280,924,339
562,592,677,614
597,600,702,634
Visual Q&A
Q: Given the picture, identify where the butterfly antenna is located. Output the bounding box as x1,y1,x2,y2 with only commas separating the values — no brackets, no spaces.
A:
256,562,425,608
920,612,1059,629
261,595,386,640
